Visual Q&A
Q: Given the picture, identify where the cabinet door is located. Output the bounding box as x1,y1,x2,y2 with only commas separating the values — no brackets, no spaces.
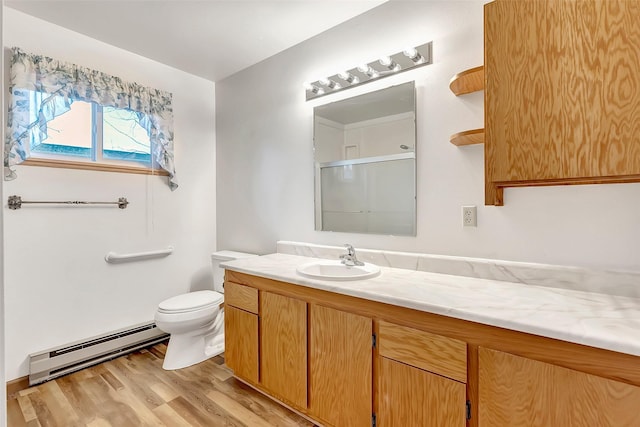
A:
260,291,307,408
563,0,640,179
378,357,466,427
479,347,640,427
309,304,372,427
485,0,640,205
224,305,258,383
485,0,565,188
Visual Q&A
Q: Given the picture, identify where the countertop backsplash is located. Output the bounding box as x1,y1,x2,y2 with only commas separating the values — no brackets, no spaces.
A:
276,241,640,299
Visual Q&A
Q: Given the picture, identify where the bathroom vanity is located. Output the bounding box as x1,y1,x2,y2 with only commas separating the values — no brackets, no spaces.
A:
223,252,640,427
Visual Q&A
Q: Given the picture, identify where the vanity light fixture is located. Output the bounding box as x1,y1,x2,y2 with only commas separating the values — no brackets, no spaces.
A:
304,41,432,101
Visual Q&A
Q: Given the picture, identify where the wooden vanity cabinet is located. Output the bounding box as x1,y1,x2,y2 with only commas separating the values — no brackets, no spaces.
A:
377,321,467,427
224,307,258,383
224,273,373,426
224,271,640,427
260,291,307,408
484,0,640,205
223,282,259,384
309,304,372,427
478,347,640,426
224,281,309,406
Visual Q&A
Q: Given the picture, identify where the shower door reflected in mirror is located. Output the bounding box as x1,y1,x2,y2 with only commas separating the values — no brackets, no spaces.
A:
314,82,416,235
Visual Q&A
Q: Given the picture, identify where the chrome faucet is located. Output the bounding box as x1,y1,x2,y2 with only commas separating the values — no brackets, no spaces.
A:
340,244,365,267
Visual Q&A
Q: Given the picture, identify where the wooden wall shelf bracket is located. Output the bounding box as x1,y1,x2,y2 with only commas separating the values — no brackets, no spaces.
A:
450,128,484,146
449,66,484,96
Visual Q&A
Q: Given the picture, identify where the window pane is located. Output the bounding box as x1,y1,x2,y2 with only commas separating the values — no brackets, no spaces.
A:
31,97,92,159
102,107,151,164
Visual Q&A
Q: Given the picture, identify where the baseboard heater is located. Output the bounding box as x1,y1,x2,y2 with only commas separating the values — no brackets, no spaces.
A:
29,321,169,386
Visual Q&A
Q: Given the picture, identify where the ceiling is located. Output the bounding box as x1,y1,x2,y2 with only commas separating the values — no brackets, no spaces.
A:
5,0,387,82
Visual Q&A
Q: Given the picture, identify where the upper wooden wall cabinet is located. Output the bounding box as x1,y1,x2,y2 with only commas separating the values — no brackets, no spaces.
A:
484,0,640,205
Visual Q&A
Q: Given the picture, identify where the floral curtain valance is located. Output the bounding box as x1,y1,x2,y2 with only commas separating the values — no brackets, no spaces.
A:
5,47,178,190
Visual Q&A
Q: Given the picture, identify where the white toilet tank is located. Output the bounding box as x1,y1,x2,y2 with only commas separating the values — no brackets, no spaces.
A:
211,250,257,293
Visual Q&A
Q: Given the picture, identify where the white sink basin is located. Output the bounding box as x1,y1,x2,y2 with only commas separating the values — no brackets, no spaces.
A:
296,260,381,281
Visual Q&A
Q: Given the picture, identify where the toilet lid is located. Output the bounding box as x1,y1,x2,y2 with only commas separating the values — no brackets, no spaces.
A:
158,290,223,313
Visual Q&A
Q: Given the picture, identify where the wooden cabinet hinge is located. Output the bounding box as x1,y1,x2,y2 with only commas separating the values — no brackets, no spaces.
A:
466,400,472,420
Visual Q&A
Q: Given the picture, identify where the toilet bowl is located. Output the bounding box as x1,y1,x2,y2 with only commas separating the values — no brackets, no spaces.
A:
155,250,257,370
155,290,224,370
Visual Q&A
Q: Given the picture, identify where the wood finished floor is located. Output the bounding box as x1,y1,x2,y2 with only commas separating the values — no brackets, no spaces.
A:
7,343,315,427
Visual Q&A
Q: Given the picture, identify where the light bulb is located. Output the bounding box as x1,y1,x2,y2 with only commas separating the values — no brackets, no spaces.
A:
303,82,323,94
403,47,423,63
339,72,359,84
357,64,378,78
379,56,392,66
379,56,400,71
319,78,340,89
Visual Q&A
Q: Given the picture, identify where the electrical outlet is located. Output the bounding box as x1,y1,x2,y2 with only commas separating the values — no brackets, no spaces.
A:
462,205,477,227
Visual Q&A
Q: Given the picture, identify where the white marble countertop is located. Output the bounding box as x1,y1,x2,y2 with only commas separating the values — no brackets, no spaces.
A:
222,253,640,357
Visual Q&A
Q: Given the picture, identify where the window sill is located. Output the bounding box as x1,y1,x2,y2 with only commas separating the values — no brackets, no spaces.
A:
21,158,169,176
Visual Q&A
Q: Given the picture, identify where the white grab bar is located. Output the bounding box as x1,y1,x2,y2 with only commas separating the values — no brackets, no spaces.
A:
105,246,174,264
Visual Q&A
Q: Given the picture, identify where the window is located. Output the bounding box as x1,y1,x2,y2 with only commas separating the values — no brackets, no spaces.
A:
7,47,177,189
27,91,152,168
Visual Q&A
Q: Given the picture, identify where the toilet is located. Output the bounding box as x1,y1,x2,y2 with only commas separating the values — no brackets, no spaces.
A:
154,250,257,370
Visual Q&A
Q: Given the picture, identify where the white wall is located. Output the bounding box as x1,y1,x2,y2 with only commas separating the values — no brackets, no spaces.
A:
1,2,6,424
3,8,217,380
216,0,640,272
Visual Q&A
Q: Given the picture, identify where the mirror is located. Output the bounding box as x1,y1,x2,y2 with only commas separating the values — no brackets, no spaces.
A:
314,82,416,235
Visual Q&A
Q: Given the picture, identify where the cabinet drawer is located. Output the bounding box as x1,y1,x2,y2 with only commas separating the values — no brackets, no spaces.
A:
378,320,467,383
224,281,258,314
